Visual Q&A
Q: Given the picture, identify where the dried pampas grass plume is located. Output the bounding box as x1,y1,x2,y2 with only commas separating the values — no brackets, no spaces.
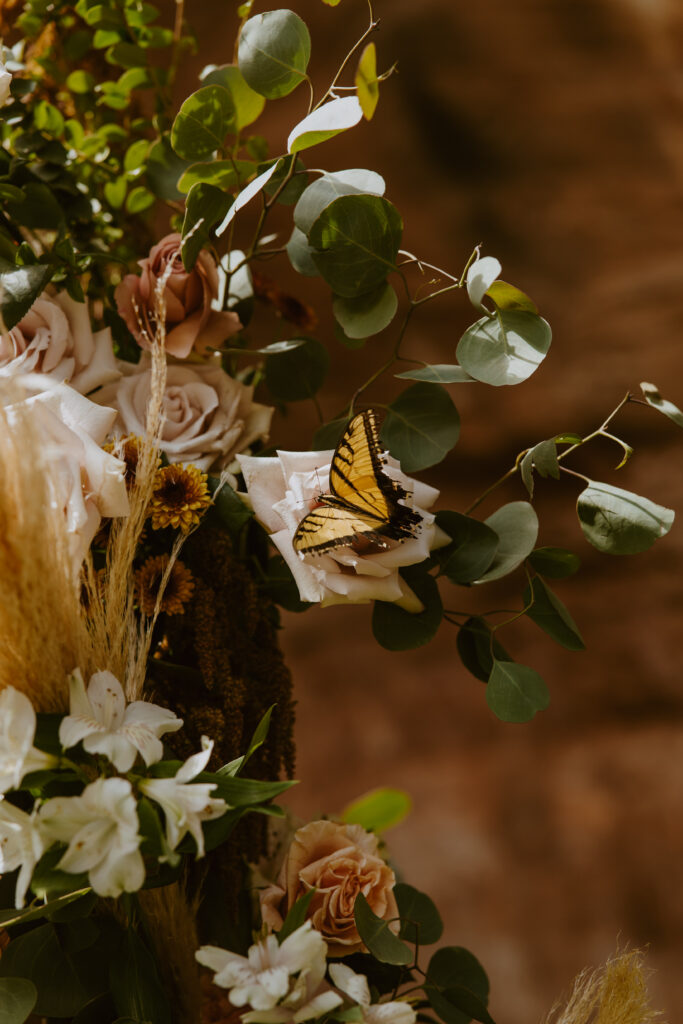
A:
545,949,664,1024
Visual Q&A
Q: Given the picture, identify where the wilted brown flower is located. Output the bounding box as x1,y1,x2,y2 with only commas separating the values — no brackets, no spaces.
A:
148,464,211,532
135,554,195,616
251,269,318,332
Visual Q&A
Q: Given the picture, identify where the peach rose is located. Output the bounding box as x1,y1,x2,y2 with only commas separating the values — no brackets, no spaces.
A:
260,820,398,957
115,233,241,359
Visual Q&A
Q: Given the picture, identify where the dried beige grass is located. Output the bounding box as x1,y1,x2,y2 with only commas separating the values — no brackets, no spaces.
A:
545,949,664,1024
137,882,202,1024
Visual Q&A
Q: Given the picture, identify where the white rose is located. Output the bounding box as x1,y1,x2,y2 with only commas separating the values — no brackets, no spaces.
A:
3,375,129,568
94,355,273,472
237,448,449,611
0,60,11,107
0,291,120,394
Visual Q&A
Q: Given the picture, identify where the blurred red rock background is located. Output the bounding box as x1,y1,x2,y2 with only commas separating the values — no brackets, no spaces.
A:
173,1,683,1020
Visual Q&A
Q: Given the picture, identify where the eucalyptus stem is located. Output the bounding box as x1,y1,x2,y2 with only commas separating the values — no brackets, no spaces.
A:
314,9,379,110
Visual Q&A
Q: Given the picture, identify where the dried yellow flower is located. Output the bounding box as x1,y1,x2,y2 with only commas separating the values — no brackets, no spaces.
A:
148,464,211,532
135,554,195,616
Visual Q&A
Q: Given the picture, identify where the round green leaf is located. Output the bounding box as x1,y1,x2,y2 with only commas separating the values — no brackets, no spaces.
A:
427,947,490,1024
309,194,402,298
0,261,53,331
486,279,538,313
238,10,311,99
486,661,550,723
287,96,363,154
170,85,235,161
294,169,385,234
146,138,193,201
395,364,476,384
381,383,460,473
435,511,499,584
125,186,154,213
264,336,329,400
201,64,265,129
287,226,320,277
0,978,37,1024
474,502,538,583
395,884,443,945
640,381,683,430
523,576,585,651
341,788,412,833
181,183,233,270
577,481,674,555
66,70,95,93
177,159,254,194
332,282,398,339
528,546,580,579
34,100,64,136
372,566,443,651
354,892,413,966
456,616,511,683
456,310,552,386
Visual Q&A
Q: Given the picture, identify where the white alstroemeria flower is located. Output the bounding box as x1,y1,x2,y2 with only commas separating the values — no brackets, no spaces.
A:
329,963,417,1024
197,921,343,1023
0,798,44,908
466,255,501,313
38,776,144,898
59,669,183,773
238,451,449,612
0,59,11,107
139,737,227,858
0,686,57,793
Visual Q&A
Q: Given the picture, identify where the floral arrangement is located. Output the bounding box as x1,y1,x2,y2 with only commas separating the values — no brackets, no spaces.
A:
0,1,677,1022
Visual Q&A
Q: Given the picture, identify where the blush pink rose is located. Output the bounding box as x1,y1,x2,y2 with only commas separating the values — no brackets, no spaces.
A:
115,233,241,359
259,820,399,957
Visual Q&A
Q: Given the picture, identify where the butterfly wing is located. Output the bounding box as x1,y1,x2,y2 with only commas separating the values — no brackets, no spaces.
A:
292,504,382,555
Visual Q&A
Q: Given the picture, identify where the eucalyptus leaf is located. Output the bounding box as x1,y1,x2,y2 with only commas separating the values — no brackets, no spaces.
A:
456,310,552,386
288,96,363,154
181,183,232,270
293,169,385,234
146,137,192,201
278,889,317,942
0,978,37,1024
261,155,308,205
215,161,280,236
382,383,460,472
428,986,496,1024
466,256,501,311
170,85,235,161
178,159,254,194
523,576,585,651
313,417,348,450
287,226,320,276
309,194,402,297
207,476,253,538
353,892,413,966
395,883,443,945
0,260,53,330
456,616,511,683
264,337,329,401
201,64,265,129
355,42,379,120
640,381,683,430
238,10,311,99
395,365,476,384
341,787,412,833
474,502,538,583
0,923,89,1017
372,565,443,651
520,438,559,497
577,481,674,555
486,280,537,313
528,546,580,579
426,946,490,1024
486,661,550,723
436,511,499,584
332,282,398,339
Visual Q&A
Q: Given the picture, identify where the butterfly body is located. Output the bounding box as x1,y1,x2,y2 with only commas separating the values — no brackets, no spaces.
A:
292,409,421,556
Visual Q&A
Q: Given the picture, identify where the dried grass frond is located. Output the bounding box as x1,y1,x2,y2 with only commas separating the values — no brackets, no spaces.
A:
137,882,202,1024
0,390,83,711
545,949,664,1024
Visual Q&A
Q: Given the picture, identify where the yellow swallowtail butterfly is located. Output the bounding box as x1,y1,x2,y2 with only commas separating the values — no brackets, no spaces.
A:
292,409,421,556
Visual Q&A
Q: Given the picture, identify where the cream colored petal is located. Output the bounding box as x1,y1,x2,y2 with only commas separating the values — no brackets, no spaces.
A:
237,455,288,533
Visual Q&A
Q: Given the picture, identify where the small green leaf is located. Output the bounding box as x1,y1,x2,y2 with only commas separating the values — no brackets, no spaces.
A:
34,100,64,136
177,159,254,194
66,70,95,93
238,10,311,99
0,260,53,331
170,85,235,161
640,381,683,430
528,546,580,579
577,481,674,555
207,476,253,538
294,169,385,234
382,383,460,472
486,280,537,313
333,282,398,339
125,186,154,213
146,138,193,201
395,365,476,384
456,310,552,387
123,138,149,173
0,978,38,1024
264,337,329,401
278,889,317,942
372,565,443,651
201,64,265,129
395,883,443,945
426,947,490,1024
354,892,413,965
181,183,232,269
474,502,538,583
341,788,412,833
436,511,499,584
523,577,585,651
456,616,511,683
218,705,276,776
355,42,379,120
520,438,559,497
288,96,362,154
486,661,550,723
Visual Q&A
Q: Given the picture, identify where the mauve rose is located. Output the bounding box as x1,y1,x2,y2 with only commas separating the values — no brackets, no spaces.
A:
259,820,399,957
0,291,120,395
94,355,273,472
115,233,241,359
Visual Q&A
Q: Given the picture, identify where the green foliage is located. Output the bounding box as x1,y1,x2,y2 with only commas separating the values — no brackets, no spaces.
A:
207,477,254,539
382,383,460,472
341,787,412,833
0,261,53,331
238,10,311,99
396,365,476,384
264,337,329,400
520,438,559,497
178,159,254,194
456,617,511,683
524,576,584,651
457,310,552,386
577,481,674,555
181,184,232,269
278,890,317,942
0,923,92,1018
372,566,443,650
435,512,499,584
474,502,538,583
640,381,683,429
288,97,363,154
486,280,537,313
528,546,580,579
0,979,37,1024
426,946,491,1024
0,889,91,929
201,64,266,129
395,884,443,945
109,930,171,1024
294,170,385,234
356,43,379,120
353,893,413,966
486,661,550,723
332,282,398,339
170,85,235,161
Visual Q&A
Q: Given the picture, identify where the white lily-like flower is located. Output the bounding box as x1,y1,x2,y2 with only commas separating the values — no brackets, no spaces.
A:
37,776,145,897
59,669,183,773
329,963,417,1024
0,686,57,793
196,921,343,1023
0,798,44,908
139,737,227,858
